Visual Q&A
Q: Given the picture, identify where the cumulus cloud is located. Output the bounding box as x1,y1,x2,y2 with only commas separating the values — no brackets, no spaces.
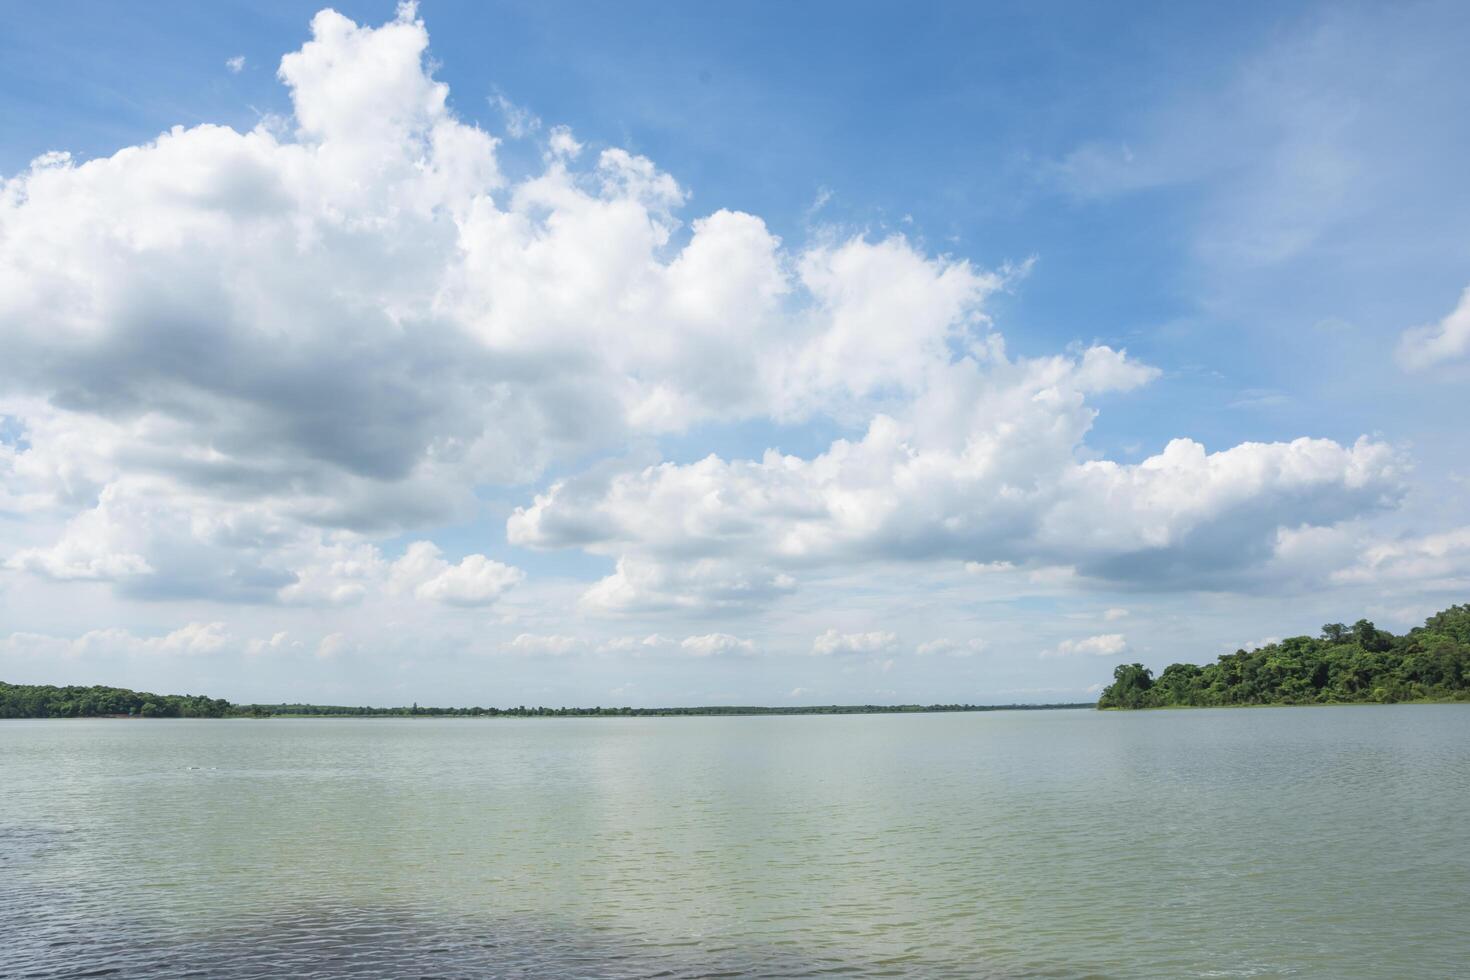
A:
2,621,235,659
8,511,153,581
1397,286,1470,371
247,631,301,656
1330,525,1470,588
915,637,987,657
6,474,306,602
506,633,583,657
389,541,522,607
512,341,1401,605
547,125,582,159
1041,634,1129,659
0,5,1024,612
679,633,755,657
595,633,670,654
812,629,899,656
417,554,522,606
3,474,523,609
277,537,387,607
1247,521,1470,600
579,557,795,614
0,3,1423,667
226,55,245,73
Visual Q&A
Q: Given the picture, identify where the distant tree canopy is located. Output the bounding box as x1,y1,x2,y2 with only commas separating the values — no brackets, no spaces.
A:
0,683,1093,719
0,682,230,719
216,702,1094,718
1098,604,1470,709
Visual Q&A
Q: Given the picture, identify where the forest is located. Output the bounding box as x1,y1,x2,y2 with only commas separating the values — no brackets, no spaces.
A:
1098,604,1470,709
0,682,231,719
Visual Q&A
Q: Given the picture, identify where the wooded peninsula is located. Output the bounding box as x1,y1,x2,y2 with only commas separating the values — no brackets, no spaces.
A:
1098,603,1470,709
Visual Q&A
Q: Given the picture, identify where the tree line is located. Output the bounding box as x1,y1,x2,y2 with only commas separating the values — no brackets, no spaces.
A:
0,683,1094,719
1098,604,1470,709
228,701,1093,718
0,682,231,719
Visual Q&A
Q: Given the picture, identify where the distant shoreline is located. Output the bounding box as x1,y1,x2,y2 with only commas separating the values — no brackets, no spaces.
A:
228,702,1098,718
0,684,1096,720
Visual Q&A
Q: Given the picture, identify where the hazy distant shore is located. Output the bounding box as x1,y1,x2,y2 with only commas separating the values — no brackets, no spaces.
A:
0,683,1093,720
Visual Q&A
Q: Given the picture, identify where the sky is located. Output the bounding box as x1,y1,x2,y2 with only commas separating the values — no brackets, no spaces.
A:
2,0,1469,707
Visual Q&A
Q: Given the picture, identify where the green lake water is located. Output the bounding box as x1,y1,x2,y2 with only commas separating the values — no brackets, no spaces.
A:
3,705,1467,977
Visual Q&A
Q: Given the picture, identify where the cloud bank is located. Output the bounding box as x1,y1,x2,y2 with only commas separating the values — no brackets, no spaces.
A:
0,5,1427,697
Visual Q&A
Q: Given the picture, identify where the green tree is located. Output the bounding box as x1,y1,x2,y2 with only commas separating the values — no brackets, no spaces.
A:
1097,604,1470,709
1098,663,1155,709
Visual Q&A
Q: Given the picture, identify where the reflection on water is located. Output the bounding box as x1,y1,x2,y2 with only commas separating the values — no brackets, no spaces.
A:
3,707,1469,978
6,898,939,979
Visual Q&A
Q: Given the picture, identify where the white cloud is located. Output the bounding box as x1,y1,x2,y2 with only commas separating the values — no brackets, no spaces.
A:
506,633,583,657
1397,285,1470,371
247,631,300,656
547,125,582,159
595,633,671,654
1331,525,1470,588
0,5,1061,613
1103,608,1130,621
1252,521,1470,601
316,631,352,659
579,557,795,614
490,89,540,139
805,186,833,219
679,633,755,657
9,538,151,582
156,622,233,655
416,554,522,606
1041,633,1129,659
389,541,523,607
915,637,987,657
281,539,385,606
512,341,1401,605
812,629,899,657
964,561,1016,575
2,622,237,659
226,55,246,74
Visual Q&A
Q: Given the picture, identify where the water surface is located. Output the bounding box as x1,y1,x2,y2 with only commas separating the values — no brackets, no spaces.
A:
3,706,1467,977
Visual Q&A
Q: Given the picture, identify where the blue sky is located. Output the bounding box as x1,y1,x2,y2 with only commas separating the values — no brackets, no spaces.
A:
2,1,1468,706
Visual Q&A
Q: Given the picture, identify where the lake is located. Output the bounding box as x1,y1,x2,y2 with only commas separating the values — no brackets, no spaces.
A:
3,705,1467,978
